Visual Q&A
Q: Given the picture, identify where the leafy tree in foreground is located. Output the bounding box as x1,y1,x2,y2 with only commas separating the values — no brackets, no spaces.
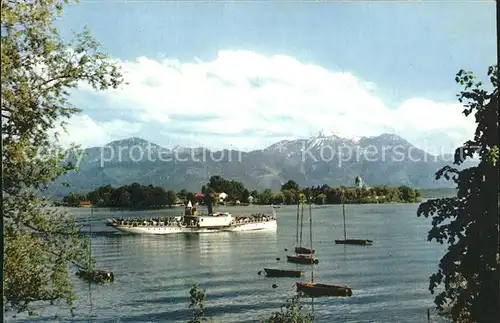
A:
263,295,314,323
2,0,123,315
417,65,499,322
188,284,212,323
187,284,313,323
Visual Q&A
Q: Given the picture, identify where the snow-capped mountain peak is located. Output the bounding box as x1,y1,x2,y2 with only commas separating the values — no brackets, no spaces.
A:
306,131,345,149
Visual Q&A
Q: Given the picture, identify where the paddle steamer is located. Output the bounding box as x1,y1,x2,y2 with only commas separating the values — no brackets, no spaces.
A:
106,196,277,235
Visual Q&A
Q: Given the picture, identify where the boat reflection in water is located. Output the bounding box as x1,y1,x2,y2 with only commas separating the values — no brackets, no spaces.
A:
196,230,278,261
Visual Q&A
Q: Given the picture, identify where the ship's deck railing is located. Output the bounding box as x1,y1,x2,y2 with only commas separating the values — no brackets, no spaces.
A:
111,213,276,227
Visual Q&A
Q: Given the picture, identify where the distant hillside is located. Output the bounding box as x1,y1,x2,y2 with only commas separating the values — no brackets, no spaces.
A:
45,133,477,198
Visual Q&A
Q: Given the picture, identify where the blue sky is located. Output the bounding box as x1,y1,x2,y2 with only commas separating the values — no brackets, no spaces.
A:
55,0,496,153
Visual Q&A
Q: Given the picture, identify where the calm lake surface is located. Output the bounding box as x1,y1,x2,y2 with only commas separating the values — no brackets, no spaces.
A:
7,204,448,323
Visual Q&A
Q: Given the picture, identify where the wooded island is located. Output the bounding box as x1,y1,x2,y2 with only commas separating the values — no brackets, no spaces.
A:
59,176,421,209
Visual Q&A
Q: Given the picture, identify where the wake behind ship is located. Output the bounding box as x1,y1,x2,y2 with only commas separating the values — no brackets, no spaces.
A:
106,193,277,235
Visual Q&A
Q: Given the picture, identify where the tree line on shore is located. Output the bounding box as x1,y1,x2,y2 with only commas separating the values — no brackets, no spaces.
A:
59,176,421,208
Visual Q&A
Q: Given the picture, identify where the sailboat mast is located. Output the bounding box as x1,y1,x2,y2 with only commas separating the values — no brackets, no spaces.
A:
295,200,300,246
342,202,347,240
299,202,304,247
89,204,93,268
309,201,314,283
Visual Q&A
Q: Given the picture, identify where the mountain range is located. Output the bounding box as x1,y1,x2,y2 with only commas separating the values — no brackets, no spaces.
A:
46,133,475,199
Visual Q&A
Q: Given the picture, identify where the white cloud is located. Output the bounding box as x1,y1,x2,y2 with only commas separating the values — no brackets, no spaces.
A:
57,50,476,153
50,115,143,148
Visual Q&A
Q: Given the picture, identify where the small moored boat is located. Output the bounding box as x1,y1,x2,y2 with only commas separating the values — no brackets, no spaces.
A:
76,269,114,284
264,268,304,278
296,282,353,297
335,201,373,246
287,254,319,265
78,204,115,284
335,239,373,245
295,246,315,254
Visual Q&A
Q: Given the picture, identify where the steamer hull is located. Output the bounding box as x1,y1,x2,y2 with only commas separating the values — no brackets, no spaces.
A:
224,219,277,232
108,225,210,234
107,215,277,235
107,198,277,235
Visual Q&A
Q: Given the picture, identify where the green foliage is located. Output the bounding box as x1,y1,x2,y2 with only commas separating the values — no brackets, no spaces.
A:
168,190,179,206
242,188,251,203
262,295,314,323
62,177,421,208
277,184,420,205
187,283,213,323
417,65,499,322
2,0,123,315
314,193,326,205
178,188,195,203
204,175,246,201
281,180,299,192
64,183,181,209
62,192,87,206
186,284,313,323
257,188,274,205
202,175,421,205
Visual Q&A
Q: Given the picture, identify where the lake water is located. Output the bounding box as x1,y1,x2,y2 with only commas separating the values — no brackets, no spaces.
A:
6,204,448,323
